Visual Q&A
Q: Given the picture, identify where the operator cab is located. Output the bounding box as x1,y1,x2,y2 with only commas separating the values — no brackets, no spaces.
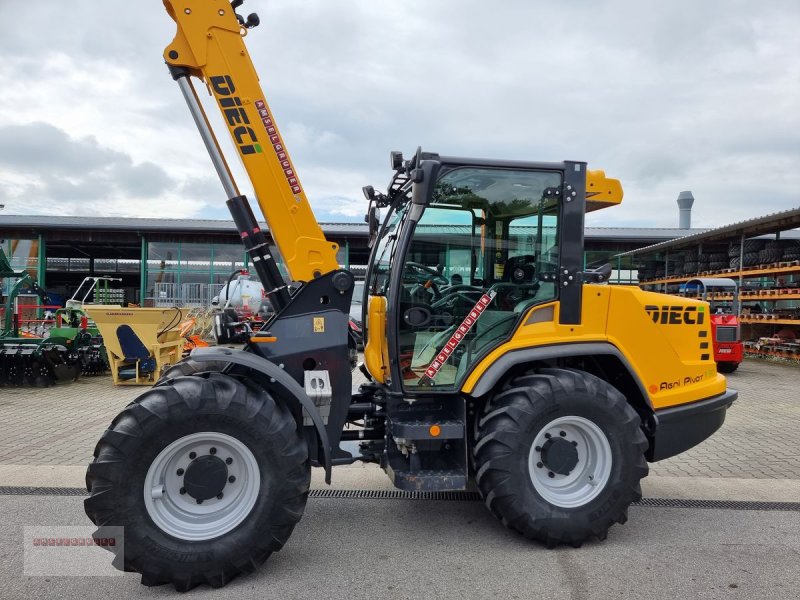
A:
365,151,572,393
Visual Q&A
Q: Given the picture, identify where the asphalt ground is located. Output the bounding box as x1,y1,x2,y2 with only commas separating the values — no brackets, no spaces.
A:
0,356,799,597
2,494,799,599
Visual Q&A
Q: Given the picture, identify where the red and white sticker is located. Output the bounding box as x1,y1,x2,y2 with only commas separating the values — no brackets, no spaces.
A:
423,290,497,381
255,99,303,197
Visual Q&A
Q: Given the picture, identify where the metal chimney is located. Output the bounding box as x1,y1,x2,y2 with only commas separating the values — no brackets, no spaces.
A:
677,191,694,229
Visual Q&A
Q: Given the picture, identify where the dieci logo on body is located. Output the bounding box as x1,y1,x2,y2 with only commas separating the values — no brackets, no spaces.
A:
645,305,705,325
209,75,262,156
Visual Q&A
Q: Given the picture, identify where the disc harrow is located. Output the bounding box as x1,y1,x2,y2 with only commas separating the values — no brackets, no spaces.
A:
0,342,80,386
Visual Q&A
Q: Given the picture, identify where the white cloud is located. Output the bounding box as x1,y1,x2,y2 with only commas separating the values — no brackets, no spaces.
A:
0,0,797,226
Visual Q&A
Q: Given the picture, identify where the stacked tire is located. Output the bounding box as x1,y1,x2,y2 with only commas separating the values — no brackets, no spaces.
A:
682,249,698,276
636,259,658,282
709,252,728,271
784,241,800,261
670,254,684,276
756,239,800,265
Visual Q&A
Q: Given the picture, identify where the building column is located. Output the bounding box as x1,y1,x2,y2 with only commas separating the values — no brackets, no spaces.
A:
36,234,46,289
140,236,148,305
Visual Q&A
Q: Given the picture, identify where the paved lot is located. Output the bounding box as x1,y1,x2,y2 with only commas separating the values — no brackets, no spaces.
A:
0,357,798,478
650,359,800,479
1,494,798,599
1,358,798,598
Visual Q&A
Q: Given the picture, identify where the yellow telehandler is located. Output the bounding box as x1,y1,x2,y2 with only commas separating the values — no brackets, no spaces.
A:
84,0,737,590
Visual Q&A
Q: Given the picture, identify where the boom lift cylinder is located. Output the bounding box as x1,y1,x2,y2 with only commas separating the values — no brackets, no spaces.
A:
170,65,290,310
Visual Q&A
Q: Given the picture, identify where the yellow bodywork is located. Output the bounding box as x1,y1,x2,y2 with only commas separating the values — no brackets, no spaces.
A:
163,0,339,282
585,170,624,212
461,286,726,410
364,296,390,384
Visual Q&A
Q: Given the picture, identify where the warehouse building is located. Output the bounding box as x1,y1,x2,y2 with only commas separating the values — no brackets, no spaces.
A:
0,214,705,306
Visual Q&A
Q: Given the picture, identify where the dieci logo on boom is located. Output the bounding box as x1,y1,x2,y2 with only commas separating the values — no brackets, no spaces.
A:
209,75,262,156
644,305,704,325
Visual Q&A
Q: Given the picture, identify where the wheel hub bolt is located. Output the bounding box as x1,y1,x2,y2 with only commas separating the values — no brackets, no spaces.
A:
217,493,224,500
559,431,566,437
176,468,184,476
210,447,217,455
544,433,552,439
179,487,186,495
572,441,578,446
228,476,236,483
536,462,544,468
535,446,542,452
548,471,555,478
196,499,203,504
189,452,197,460
225,457,233,465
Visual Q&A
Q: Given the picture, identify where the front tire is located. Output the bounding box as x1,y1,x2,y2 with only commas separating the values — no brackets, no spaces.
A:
84,373,310,590
473,368,648,547
160,356,231,381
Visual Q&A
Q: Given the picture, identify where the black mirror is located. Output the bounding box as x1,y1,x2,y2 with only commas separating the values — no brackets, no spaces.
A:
583,262,612,283
367,205,380,247
390,151,404,171
362,185,375,201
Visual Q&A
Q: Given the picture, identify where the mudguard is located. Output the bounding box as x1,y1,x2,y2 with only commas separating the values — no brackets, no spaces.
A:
466,341,652,410
190,346,332,483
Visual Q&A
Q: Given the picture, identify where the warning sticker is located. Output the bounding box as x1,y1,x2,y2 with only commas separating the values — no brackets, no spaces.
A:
422,291,496,381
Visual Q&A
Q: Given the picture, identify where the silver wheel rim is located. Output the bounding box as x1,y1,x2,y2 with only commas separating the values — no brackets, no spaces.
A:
144,432,260,541
528,416,612,508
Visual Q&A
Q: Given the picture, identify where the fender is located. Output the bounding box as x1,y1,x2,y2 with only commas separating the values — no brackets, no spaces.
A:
190,346,332,483
466,341,653,410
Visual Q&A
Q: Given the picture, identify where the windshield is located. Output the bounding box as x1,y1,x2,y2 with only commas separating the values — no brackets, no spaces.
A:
396,166,562,391
367,205,407,297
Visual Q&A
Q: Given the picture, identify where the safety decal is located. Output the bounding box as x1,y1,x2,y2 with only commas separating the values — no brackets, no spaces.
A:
254,99,303,196
313,317,325,333
422,290,497,381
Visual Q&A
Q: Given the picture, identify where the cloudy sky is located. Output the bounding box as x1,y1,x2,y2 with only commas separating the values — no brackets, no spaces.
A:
0,0,798,228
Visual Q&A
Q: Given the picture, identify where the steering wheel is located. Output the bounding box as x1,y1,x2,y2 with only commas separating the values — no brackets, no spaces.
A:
405,261,449,285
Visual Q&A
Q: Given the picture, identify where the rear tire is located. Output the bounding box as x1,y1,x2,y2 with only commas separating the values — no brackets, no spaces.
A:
84,373,310,590
717,361,739,374
473,368,648,547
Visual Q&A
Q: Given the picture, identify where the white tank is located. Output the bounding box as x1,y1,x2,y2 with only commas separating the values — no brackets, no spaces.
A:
212,277,264,314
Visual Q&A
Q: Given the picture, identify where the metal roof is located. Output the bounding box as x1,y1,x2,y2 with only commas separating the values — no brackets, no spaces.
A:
0,215,368,237
0,214,706,242
616,206,800,258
